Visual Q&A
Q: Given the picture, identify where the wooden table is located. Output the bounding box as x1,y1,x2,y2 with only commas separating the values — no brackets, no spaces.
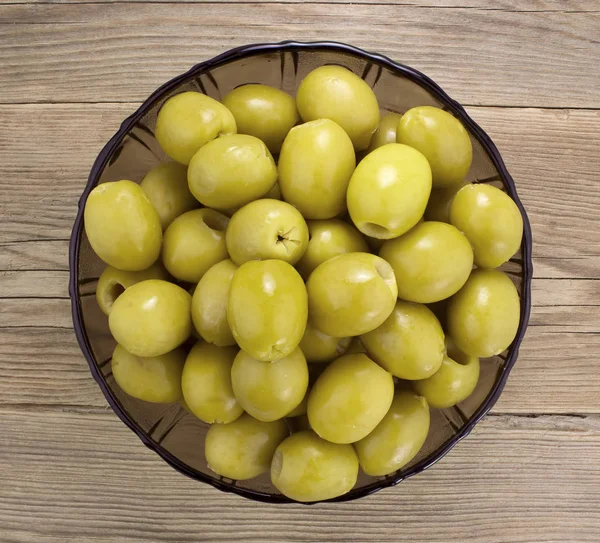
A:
1,1,599,541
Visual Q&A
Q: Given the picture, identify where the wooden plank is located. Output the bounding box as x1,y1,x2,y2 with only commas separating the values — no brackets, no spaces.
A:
532,279,600,307
0,308,598,413
1,4,599,107
0,239,69,271
0,409,598,542
529,305,600,334
493,330,600,413
5,0,599,9
0,328,107,408
0,270,68,298
1,104,599,264
0,298,72,328
534,256,600,280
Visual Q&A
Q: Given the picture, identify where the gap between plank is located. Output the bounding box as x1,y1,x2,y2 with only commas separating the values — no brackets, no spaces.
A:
4,271,596,279
0,238,71,246
2,296,599,307
0,403,597,419
2,101,600,111
0,237,597,263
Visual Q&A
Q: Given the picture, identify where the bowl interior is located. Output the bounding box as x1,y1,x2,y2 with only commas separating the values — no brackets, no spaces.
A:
73,43,529,502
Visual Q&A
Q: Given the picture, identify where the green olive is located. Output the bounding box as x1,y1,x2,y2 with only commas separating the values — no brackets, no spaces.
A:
347,144,432,239
361,300,445,380
354,391,430,476
307,353,394,444
155,91,237,165
222,84,299,154
187,134,277,209
226,199,309,266
379,221,473,303
84,180,162,271
450,183,524,268
307,252,397,337
96,262,168,316
191,259,237,347
412,337,480,408
181,341,243,424
109,279,191,357
447,269,520,357
271,430,358,502
140,162,199,230
162,208,229,283
296,219,369,279
299,320,351,364
228,260,308,362
111,344,185,403
231,347,309,422
397,106,472,187
278,119,355,219
206,414,288,480
296,65,380,151
366,113,403,153
425,181,468,223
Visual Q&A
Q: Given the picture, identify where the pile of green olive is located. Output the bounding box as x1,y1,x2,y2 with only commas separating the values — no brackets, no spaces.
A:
84,65,523,502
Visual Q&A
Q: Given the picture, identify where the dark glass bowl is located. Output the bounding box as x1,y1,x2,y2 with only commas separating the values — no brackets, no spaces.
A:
69,41,533,504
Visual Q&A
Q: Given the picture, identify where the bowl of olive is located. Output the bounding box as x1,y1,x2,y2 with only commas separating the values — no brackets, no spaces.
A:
69,41,533,503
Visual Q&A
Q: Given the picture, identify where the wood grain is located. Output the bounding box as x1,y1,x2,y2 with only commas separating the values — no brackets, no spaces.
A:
0,409,599,542
533,256,600,280
1,3,599,107
494,329,600,413
0,328,107,408
532,279,600,307
529,305,600,333
0,299,72,329
0,270,68,298
0,239,69,271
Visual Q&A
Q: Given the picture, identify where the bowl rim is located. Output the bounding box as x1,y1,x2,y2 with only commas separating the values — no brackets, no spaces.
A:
69,40,533,504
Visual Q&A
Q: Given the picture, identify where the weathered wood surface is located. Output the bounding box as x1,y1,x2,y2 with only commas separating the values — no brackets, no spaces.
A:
1,409,599,542
1,3,599,107
6,0,600,7
1,1,599,541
